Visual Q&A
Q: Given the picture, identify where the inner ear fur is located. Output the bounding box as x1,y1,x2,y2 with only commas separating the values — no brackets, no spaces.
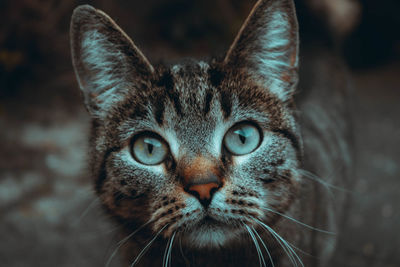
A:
70,5,153,117
223,0,299,101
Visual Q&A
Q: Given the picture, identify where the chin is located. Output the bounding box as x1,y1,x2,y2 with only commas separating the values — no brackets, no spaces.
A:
181,217,243,249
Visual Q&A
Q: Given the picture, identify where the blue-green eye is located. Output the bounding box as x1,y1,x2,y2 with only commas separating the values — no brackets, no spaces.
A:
224,123,261,155
131,134,168,165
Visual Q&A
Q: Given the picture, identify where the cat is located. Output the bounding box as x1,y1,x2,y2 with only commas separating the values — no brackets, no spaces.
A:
70,0,354,266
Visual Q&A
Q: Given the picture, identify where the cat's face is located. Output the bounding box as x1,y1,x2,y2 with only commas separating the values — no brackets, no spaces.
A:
70,0,301,249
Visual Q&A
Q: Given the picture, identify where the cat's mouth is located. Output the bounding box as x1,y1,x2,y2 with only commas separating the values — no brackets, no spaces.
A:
179,213,243,248
189,213,231,231
201,215,221,225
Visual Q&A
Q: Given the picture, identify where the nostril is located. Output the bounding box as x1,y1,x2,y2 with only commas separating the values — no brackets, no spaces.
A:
187,189,201,200
185,182,220,208
209,186,219,197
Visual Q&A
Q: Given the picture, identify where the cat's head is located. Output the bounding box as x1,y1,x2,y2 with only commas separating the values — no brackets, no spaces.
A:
70,0,301,248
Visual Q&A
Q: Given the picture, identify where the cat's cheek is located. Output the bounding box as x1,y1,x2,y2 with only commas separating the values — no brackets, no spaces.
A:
149,191,203,236
99,179,151,221
98,148,178,220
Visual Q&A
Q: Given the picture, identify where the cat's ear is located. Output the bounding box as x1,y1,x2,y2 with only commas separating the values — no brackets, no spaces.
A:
70,5,154,117
224,0,299,101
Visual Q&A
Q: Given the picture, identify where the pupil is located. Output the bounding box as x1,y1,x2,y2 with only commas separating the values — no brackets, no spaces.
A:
238,133,246,144
147,143,154,154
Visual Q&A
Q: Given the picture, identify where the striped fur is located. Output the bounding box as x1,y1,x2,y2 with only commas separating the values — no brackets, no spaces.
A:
70,1,353,266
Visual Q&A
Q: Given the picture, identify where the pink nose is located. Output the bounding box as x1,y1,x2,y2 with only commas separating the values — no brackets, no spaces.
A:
187,182,220,200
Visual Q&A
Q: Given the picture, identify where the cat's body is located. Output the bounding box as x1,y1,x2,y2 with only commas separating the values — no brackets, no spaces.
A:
70,1,353,266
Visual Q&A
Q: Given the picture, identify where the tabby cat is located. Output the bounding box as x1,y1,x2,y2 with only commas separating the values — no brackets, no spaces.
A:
70,0,353,266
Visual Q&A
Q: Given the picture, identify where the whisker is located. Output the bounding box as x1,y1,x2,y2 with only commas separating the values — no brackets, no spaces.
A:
167,231,176,267
271,231,297,267
268,225,304,267
106,219,153,267
73,197,100,226
265,228,297,267
251,218,296,266
271,234,314,258
163,235,171,267
251,226,275,267
298,169,351,194
262,207,335,235
178,236,190,266
254,218,304,267
103,224,125,236
244,224,266,267
130,224,169,267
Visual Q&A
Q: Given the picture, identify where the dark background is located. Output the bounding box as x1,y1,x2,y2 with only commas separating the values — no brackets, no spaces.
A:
0,0,399,266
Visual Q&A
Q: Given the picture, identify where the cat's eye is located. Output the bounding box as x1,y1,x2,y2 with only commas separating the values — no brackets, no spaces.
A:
131,133,168,165
223,122,261,155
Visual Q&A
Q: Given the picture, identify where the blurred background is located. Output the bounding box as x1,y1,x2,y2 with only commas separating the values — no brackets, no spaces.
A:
0,0,399,266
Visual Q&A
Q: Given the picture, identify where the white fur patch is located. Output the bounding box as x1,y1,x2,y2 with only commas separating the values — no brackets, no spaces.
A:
185,225,230,248
163,129,181,159
210,120,226,157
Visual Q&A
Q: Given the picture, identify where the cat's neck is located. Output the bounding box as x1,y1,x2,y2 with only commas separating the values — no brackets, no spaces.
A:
118,230,285,267
122,238,277,267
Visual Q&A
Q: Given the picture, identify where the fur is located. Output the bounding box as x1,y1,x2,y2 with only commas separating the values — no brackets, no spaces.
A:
70,1,353,266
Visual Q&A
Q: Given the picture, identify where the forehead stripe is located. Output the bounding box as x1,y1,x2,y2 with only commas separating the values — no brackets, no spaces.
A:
219,89,232,119
203,90,213,115
152,92,165,125
159,70,183,117
208,66,224,87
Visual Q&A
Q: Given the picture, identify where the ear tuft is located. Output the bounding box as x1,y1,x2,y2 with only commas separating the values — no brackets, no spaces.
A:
70,5,153,117
224,0,299,101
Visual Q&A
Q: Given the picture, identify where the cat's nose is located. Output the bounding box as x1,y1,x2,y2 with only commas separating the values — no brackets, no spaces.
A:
181,156,223,207
185,176,221,208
